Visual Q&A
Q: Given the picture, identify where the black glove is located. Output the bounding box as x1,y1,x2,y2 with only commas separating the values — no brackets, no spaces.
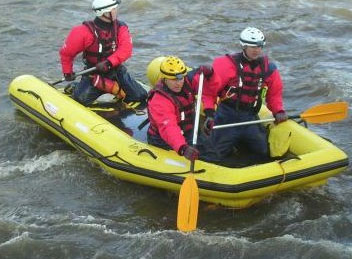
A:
64,73,75,81
198,65,214,80
203,109,215,135
178,145,200,161
96,60,112,73
274,111,288,124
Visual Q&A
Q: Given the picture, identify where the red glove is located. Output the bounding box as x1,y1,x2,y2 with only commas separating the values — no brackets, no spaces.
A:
274,111,288,124
198,65,214,79
96,60,112,73
64,73,75,81
178,145,200,161
203,109,215,135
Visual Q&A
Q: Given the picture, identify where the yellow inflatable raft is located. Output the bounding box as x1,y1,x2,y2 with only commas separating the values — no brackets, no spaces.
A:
8,75,349,208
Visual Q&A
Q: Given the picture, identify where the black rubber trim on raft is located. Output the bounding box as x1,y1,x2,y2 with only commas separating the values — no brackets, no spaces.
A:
10,93,350,194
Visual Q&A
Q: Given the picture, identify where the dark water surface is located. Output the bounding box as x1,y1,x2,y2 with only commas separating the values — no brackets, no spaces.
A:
1,0,352,258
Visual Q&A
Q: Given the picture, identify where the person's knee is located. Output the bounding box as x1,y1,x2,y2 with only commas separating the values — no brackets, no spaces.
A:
116,64,127,74
72,90,90,105
255,143,270,158
258,149,269,158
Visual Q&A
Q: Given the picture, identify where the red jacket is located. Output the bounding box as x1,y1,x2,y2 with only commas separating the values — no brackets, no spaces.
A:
203,53,284,114
59,18,133,74
148,70,220,152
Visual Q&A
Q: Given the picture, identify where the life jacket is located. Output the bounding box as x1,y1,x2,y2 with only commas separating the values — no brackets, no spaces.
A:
82,20,120,65
82,20,126,98
147,79,195,137
220,53,271,113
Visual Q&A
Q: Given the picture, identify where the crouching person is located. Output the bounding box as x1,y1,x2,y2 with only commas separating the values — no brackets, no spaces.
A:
147,56,219,162
59,0,147,106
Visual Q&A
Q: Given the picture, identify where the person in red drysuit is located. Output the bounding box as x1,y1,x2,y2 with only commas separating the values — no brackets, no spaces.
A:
202,27,288,163
147,56,220,162
59,0,147,105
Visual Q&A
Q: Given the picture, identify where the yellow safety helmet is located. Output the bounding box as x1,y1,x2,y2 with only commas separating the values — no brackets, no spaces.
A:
146,56,192,87
160,56,187,80
146,56,166,87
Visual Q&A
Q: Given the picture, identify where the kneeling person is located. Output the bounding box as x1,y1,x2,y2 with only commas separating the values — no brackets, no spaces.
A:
147,56,218,161
59,0,147,106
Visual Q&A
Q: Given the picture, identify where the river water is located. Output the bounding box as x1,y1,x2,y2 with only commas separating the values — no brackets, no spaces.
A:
1,0,352,258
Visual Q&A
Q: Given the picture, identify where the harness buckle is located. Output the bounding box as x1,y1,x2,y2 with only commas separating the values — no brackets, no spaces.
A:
224,85,237,99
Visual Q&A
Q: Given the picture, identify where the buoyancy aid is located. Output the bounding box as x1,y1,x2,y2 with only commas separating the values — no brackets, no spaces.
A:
82,19,126,98
147,79,195,136
82,19,120,65
220,53,272,113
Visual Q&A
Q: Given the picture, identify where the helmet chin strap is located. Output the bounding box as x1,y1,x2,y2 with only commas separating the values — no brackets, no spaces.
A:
102,12,114,22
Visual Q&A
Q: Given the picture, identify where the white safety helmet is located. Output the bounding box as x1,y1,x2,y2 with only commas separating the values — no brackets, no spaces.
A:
239,27,266,48
92,0,120,17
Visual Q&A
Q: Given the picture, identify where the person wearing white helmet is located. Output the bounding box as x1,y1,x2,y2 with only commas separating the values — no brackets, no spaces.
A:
92,0,119,18
202,27,287,164
59,0,147,105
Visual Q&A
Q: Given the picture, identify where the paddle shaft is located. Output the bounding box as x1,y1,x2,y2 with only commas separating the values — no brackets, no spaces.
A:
51,67,97,86
176,73,203,232
213,117,276,129
213,101,348,130
190,73,204,172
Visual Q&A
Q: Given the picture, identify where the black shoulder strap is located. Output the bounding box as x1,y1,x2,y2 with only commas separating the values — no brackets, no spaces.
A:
83,20,97,37
82,20,104,61
226,53,244,83
258,56,265,80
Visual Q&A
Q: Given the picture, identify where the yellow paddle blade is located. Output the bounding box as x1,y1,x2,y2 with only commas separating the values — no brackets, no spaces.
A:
177,174,199,232
300,102,348,123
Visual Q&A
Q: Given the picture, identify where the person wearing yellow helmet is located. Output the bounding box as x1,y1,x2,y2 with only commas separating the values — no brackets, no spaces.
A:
59,0,147,105
147,56,220,162
159,56,188,81
146,56,194,87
